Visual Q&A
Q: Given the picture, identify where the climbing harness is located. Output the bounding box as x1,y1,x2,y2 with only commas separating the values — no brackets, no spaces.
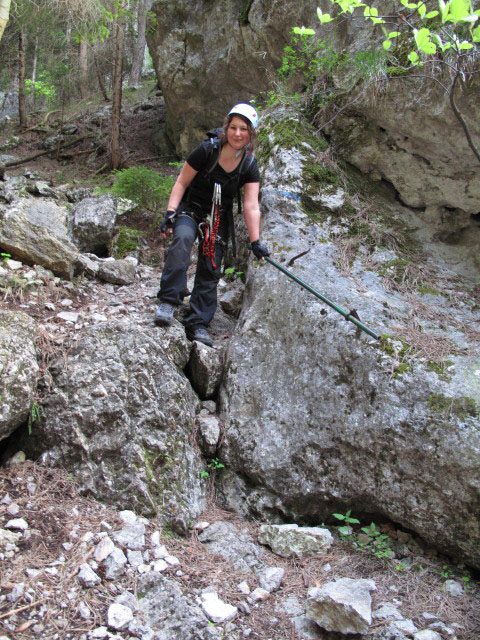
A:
199,182,221,268
264,256,381,340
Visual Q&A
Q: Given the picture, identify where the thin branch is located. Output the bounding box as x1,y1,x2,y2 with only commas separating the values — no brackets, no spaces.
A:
448,71,480,163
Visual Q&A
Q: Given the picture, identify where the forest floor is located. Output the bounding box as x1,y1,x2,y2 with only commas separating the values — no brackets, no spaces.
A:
0,86,479,640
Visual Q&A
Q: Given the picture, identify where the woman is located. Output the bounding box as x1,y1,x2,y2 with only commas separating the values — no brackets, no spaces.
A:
154,103,270,347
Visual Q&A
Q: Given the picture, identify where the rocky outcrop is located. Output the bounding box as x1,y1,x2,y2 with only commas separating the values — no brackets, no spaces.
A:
23,319,206,532
0,311,39,440
69,195,118,255
0,198,78,279
218,109,480,568
147,0,480,278
147,0,318,154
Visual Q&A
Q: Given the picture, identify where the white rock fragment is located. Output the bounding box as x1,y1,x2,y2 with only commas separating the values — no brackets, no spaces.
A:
257,566,284,592
444,579,464,596
56,311,79,323
194,521,211,531
94,537,115,563
152,560,168,572
5,518,28,531
119,510,137,524
152,544,168,559
107,602,134,630
7,583,24,602
414,631,443,640
78,601,91,619
6,503,19,515
237,581,251,595
258,523,333,558
248,587,270,603
306,578,376,635
90,626,109,638
373,602,404,620
77,563,101,587
200,592,238,624
164,555,180,566
387,619,418,635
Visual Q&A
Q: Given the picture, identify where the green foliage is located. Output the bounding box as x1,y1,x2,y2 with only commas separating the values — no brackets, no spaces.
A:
332,509,360,535
224,267,244,281
110,167,175,213
0,252,11,263
111,226,144,259
200,457,225,479
355,522,395,559
25,73,56,107
28,401,43,435
427,393,479,420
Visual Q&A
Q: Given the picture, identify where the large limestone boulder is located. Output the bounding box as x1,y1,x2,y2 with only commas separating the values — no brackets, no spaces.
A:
0,198,78,278
147,0,318,154
69,196,118,255
23,319,206,532
0,311,39,440
218,110,480,568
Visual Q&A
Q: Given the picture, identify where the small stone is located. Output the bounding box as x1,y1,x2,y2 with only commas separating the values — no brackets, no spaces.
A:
94,537,115,562
5,518,28,531
152,560,168,572
56,311,79,323
256,566,284,593
7,583,24,602
373,602,404,620
90,627,109,638
6,451,26,466
1,494,11,504
414,631,443,640
194,521,211,531
107,603,133,630
248,587,270,603
164,555,180,566
237,581,251,595
387,619,418,635
152,545,168,559
127,549,144,567
200,592,238,624
77,563,101,587
78,602,91,619
443,580,464,596
104,547,127,579
6,503,19,515
119,510,137,524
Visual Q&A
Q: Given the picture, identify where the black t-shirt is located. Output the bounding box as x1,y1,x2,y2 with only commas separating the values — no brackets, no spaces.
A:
182,141,260,212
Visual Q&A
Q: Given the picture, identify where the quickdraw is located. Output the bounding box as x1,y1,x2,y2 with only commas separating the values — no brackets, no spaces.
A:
199,182,221,268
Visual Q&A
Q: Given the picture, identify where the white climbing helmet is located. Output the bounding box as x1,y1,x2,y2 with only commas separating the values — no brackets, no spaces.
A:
228,103,259,129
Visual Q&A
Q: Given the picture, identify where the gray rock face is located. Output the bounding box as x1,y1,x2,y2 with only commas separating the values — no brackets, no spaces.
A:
306,578,376,634
218,110,480,568
137,573,220,639
0,311,39,440
186,341,224,399
147,0,318,154
25,320,206,531
70,196,117,255
0,198,78,278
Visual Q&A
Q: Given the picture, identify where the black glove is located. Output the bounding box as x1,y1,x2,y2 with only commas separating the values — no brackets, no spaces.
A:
159,210,177,234
250,240,270,259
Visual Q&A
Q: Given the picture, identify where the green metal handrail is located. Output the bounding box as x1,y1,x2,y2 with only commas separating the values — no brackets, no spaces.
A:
265,256,381,340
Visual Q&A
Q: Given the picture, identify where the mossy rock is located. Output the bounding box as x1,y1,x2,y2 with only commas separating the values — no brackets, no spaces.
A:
111,226,144,259
427,393,479,421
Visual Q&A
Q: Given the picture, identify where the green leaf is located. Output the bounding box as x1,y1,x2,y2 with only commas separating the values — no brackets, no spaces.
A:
425,10,439,18
292,26,316,35
459,40,474,48
473,25,480,42
333,513,346,521
408,50,419,62
388,31,401,37
417,2,426,17
383,39,392,49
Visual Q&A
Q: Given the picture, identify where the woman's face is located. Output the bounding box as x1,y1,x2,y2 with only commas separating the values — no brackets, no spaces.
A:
226,116,251,151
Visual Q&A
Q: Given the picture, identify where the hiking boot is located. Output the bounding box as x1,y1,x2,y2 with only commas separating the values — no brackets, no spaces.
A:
154,302,174,326
186,325,213,347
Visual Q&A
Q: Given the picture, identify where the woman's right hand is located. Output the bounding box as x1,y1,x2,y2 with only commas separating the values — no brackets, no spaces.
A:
160,210,177,237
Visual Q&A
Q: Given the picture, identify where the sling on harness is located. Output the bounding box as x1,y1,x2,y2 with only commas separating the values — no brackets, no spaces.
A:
199,182,221,268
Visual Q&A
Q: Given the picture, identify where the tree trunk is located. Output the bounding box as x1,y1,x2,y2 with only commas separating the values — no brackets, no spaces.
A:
128,0,149,87
0,0,11,42
110,9,125,169
94,48,109,101
31,35,38,109
18,29,28,128
79,37,89,99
